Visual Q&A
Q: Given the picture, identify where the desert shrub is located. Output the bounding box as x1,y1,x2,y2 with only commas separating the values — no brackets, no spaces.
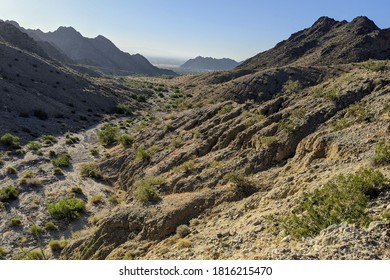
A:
10,217,22,226
49,150,56,157
90,147,99,156
6,165,17,175
53,167,64,176
13,250,44,260
98,123,118,146
136,147,151,162
330,118,351,131
90,195,103,205
41,135,57,144
176,224,191,238
117,134,134,147
177,238,192,249
225,172,257,197
373,141,390,166
69,187,83,195
51,153,71,167
20,177,43,188
134,177,164,203
115,103,132,115
30,224,43,235
44,221,59,231
345,103,367,122
65,136,80,145
33,109,48,120
0,133,20,149
283,79,302,94
173,160,195,173
280,168,389,239
0,185,18,201
278,119,296,134
217,104,234,116
27,141,42,151
0,246,5,259
362,59,387,71
79,163,102,180
49,240,68,252
48,198,86,220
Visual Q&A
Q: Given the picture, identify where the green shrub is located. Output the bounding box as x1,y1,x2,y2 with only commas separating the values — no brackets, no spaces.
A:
27,141,42,151
69,187,83,195
53,167,64,176
115,103,132,115
49,240,68,252
173,160,195,173
6,165,17,175
33,109,48,120
280,168,389,239
98,123,118,146
65,136,80,145
90,148,99,156
117,134,134,147
13,250,44,260
136,147,151,162
0,185,18,201
0,133,20,149
373,141,390,166
44,221,59,231
41,135,57,144
10,217,22,226
48,150,56,157
134,177,164,203
30,224,43,235
51,153,71,167
79,163,102,180
217,104,234,116
176,224,191,238
48,198,86,220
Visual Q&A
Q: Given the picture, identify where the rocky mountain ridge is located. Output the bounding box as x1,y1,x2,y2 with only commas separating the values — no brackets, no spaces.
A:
180,56,239,71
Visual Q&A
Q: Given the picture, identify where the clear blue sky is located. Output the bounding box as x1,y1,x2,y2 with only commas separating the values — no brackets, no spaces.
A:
1,0,389,61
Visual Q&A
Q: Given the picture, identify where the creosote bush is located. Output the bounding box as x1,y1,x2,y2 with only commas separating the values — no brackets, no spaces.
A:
134,176,165,203
49,240,68,252
117,134,134,147
41,135,57,144
51,153,71,167
0,133,20,149
280,168,389,239
373,141,390,166
136,147,151,162
0,185,19,202
48,198,86,220
98,123,119,146
79,163,102,180
27,141,42,151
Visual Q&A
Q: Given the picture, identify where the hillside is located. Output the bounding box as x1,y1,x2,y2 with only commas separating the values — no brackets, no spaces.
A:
9,21,175,76
0,16,389,260
180,56,239,71
239,16,390,70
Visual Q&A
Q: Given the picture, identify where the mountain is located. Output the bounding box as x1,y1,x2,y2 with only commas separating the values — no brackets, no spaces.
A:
239,16,390,70
180,56,239,71
9,21,175,76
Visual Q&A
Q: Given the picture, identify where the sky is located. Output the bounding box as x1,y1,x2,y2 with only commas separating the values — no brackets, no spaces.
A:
1,0,390,61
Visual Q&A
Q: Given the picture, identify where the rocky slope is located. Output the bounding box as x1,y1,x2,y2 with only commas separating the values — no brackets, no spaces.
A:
180,56,239,71
1,16,389,260
239,16,390,70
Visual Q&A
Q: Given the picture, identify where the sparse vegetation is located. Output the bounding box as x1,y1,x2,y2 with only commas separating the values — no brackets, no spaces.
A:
41,135,57,144
280,168,389,239
362,59,387,72
30,224,43,235
44,221,59,231
115,103,132,115
27,141,42,151
117,134,134,147
65,135,80,145
1,133,20,149
217,104,234,116
176,224,191,238
10,217,22,227
6,165,17,175
69,187,83,195
49,239,68,252
98,123,119,146
373,141,390,166
283,79,301,94
13,250,45,260
51,153,71,167
90,195,103,205
48,198,86,220
53,167,64,176
90,147,99,156
79,163,102,180
134,176,165,203
177,238,192,249
0,185,19,201
136,147,152,162
225,172,257,197
173,160,195,173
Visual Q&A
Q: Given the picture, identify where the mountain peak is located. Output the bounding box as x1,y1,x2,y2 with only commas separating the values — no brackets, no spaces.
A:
312,16,338,28
350,16,379,33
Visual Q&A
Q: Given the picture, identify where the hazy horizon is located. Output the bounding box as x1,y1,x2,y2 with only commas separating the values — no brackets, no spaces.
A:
1,0,390,61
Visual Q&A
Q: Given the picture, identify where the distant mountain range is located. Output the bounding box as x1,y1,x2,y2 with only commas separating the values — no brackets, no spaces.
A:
6,20,175,76
180,56,239,71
